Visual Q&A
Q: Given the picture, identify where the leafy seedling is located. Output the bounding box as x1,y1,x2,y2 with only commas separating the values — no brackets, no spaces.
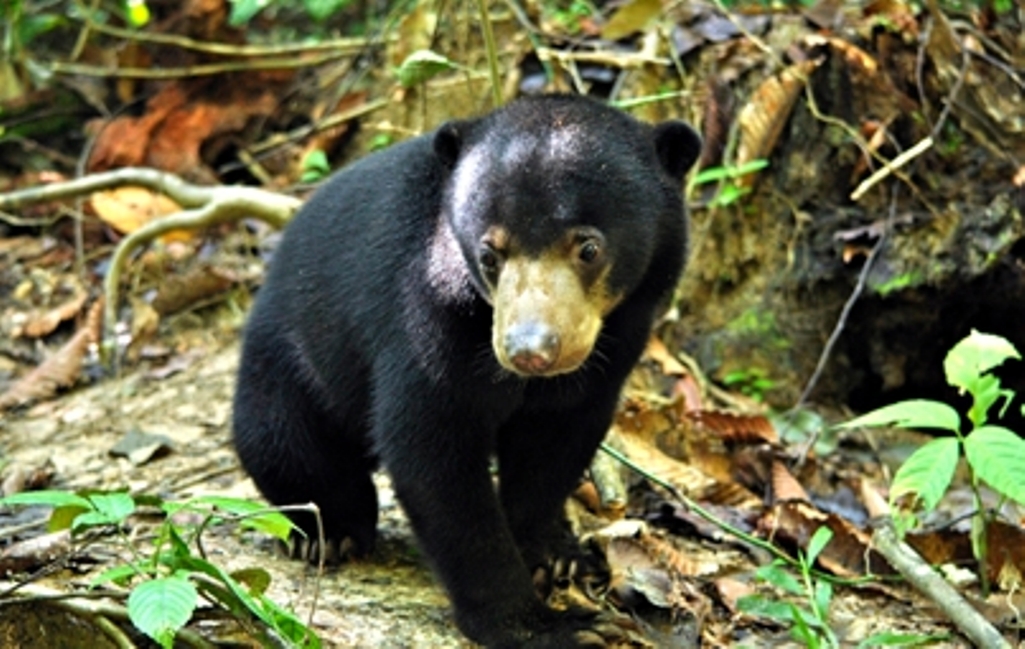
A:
0,490,316,648
837,330,1025,595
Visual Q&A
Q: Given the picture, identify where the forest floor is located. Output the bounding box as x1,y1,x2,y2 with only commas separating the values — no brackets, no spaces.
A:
2,0,1024,647
0,333,967,647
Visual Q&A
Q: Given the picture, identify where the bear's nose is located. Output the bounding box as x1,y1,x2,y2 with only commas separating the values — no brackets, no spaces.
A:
505,322,560,375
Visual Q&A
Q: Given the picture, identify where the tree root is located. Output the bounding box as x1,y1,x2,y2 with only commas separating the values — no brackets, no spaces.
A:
0,167,301,363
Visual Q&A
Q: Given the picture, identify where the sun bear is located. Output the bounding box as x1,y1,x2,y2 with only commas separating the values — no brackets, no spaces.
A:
233,94,700,647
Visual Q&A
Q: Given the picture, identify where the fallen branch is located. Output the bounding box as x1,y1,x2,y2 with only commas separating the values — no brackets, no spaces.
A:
0,168,302,363
872,521,1011,649
0,580,215,648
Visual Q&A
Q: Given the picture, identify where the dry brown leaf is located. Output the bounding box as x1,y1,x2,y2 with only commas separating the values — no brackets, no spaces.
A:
736,58,821,184
760,501,892,577
608,530,715,580
12,278,88,339
644,336,688,377
712,576,755,613
688,410,779,445
770,460,809,502
593,522,712,611
90,185,186,239
151,264,237,316
0,298,103,411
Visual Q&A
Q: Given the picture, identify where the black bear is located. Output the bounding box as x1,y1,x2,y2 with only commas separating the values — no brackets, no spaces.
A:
233,94,700,647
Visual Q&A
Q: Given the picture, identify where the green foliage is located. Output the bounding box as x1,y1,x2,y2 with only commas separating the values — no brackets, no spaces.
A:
837,330,1025,594
542,0,597,35
0,490,314,647
394,50,463,88
738,526,839,648
692,159,769,208
723,367,776,402
128,576,198,649
871,271,921,297
300,149,331,183
739,527,938,647
228,0,354,26
369,133,394,151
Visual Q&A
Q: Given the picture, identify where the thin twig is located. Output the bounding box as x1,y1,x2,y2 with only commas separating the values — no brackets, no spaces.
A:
850,136,934,201
789,187,900,464
78,20,375,56
48,51,351,79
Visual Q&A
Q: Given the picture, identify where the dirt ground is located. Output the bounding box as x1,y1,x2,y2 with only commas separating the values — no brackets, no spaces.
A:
1,340,471,647
0,332,977,648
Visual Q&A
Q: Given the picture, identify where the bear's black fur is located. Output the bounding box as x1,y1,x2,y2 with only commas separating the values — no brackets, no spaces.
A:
233,94,700,647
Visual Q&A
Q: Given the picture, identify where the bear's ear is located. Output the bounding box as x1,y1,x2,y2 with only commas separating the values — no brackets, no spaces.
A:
434,120,469,169
652,121,703,182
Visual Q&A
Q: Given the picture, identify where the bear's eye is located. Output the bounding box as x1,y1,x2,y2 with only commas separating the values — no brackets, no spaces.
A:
479,247,501,277
578,240,601,264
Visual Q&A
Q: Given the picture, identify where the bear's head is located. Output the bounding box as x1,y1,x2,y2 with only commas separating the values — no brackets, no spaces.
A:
435,96,701,378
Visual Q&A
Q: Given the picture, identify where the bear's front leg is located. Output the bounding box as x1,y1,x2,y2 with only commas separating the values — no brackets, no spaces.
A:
497,392,619,598
370,361,600,647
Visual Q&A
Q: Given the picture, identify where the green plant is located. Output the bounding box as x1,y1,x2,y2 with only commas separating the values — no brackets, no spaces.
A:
723,366,776,402
837,330,1025,595
228,0,354,25
300,149,331,183
0,490,318,648
738,526,838,648
543,0,597,35
691,158,769,208
738,527,940,647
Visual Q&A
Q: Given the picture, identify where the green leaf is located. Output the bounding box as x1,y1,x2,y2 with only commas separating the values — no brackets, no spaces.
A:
788,603,821,648
394,50,459,88
964,425,1025,505
737,594,798,623
754,561,803,596
813,579,832,620
90,563,143,588
693,159,769,185
74,492,136,531
857,631,951,647
178,495,295,541
301,149,331,183
693,165,732,185
127,576,198,648
711,183,745,207
228,0,270,26
890,437,960,513
836,399,960,433
0,490,91,509
805,526,833,566
967,373,1003,427
49,504,91,532
303,0,350,21
231,567,272,596
944,330,1020,393
19,13,64,44
177,555,319,646
88,492,136,520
